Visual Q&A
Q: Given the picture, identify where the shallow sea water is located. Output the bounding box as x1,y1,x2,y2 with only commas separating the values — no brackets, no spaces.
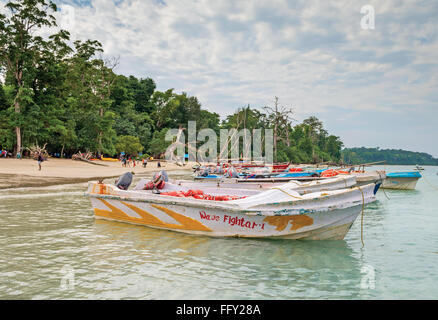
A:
0,165,437,299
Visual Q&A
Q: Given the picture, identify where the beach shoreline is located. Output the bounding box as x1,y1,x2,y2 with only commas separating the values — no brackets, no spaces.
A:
0,158,193,189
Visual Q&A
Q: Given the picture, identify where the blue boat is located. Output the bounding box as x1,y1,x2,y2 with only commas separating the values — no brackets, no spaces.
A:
194,170,320,182
382,171,422,190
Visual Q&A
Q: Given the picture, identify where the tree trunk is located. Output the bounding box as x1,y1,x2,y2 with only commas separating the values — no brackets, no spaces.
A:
274,122,278,163
98,107,103,154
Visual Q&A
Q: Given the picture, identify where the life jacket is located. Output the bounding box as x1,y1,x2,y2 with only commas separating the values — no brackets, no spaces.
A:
321,169,350,177
160,189,244,201
143,172,166,190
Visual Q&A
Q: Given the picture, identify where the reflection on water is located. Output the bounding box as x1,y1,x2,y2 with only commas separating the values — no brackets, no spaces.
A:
1,166,438,299
88,220,364,299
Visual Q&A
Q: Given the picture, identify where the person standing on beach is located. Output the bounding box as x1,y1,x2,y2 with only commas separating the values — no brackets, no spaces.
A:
37,154,44,171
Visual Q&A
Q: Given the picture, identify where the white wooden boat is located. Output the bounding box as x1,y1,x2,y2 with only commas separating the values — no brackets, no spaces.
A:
338,170,386,187
139,176,358,195
86,180,377,240
381,172,422,190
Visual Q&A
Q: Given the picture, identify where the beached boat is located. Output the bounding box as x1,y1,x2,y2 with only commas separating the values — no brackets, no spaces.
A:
381,172,422,190
86,179,376,240
101,157,119,162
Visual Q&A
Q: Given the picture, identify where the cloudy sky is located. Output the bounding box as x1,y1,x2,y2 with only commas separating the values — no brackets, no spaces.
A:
5,0,438,156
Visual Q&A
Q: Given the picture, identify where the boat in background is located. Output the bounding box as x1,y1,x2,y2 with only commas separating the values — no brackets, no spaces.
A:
338,171,386,187
101,157,119,162
137,175,359,195
382,172,422,190
236,162,290,173
193,166,386,193
194,172,321,182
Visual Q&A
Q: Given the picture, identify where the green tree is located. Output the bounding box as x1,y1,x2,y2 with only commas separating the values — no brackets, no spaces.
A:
0,83,14,149
0,0,69,155
65,40,117,155
263,97,295,162
128,76,155,113
115,135,143,156
148,128,172,158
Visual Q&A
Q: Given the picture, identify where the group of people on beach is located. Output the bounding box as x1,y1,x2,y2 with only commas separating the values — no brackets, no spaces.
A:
120,155,162,169
1,147,45,170
121,156,139,168
0,149,11,158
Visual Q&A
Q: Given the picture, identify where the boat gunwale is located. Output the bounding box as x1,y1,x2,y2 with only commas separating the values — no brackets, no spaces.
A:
85,182,376,216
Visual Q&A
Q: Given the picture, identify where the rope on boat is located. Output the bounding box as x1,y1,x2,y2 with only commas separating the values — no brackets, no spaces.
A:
421,174,438,191
271,188,303,199
357,186,365,248
377,171,390,200
380,186,390,200
342,177,348,188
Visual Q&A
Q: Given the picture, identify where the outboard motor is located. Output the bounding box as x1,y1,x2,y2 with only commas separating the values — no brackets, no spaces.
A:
115,172,134,190
200,167,211,177
158,170,169,182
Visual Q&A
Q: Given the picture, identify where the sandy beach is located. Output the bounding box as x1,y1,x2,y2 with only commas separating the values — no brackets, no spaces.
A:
0,158,193,189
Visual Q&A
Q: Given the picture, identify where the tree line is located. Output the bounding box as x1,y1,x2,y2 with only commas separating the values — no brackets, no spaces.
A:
341,147,438,166
0,0,344,163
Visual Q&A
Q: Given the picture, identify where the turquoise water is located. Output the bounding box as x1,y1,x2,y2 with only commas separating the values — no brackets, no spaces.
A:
0,165,437,299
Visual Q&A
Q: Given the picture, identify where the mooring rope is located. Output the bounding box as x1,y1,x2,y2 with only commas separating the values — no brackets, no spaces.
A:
377,171,390,200
422,174,438,191
357,186,365,247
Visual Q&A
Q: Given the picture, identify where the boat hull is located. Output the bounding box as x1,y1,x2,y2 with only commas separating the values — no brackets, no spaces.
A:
382,177,420,190
381,172,421,190
339,171,386,187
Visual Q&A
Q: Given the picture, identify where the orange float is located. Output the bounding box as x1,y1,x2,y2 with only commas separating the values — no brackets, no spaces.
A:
321,169,350,177
160,190,245,201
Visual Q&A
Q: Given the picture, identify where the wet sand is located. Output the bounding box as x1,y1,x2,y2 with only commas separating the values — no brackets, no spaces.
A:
0,158,193,189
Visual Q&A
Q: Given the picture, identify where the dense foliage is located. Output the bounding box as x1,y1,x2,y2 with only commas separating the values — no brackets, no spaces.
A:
0,0,344,163
342,147,438,165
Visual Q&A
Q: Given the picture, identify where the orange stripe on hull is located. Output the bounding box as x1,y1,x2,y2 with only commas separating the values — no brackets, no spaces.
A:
94,198,212,232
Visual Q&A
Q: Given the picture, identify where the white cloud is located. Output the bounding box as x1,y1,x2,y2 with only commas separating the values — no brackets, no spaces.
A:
4,0,438,155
